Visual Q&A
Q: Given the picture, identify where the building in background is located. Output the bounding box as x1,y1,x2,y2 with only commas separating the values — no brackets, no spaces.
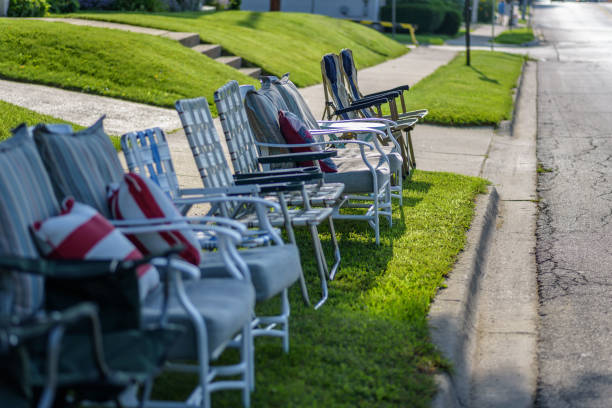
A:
240,0,385,22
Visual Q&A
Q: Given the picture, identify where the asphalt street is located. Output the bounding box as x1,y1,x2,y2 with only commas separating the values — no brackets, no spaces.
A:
534,1,612,406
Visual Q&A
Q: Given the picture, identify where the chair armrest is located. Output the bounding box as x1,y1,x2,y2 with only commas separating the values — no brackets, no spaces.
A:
234,167,320,178
335,97,388,116
257,150,337,164
355,90,400,104
235,173,322,185
361,85,410,99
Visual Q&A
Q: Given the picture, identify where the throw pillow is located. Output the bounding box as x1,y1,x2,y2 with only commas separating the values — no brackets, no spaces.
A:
32,198,159,301
278,110,337,173
107,173,202,266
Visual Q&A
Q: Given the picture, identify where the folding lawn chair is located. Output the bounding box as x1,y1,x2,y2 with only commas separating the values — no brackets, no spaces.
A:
29,120,258,408
244,80,394,245
214,80,343,280
175,96,340,308
322,52,422,177
263,74,407,206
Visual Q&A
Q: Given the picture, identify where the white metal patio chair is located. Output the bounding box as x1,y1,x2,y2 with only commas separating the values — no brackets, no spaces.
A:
244,81,394,245
30,119,259,408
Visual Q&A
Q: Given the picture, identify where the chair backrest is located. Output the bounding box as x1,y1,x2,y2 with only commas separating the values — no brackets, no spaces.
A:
33,117,124,218
175,97,237,191
321,53,371,120
214,80,261,176
0,125,61,318
267,74,320,131
339,48,363,102
121,128,181,200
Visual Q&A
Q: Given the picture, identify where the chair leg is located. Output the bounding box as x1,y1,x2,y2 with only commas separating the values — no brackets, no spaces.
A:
241,323,252,407
309,224,329,309
327,215,341,281
281,289,290,353
406,129,416,170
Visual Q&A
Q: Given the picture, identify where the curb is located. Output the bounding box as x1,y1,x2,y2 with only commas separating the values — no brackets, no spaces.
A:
428,187,499,408
498,60,526,136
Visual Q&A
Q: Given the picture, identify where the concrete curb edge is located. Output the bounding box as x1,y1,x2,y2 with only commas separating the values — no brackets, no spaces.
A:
429,186,500,408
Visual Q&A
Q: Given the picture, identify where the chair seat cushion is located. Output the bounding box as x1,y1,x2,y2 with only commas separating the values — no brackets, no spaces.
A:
200,244,301,302
108,173,202,266
142,278,255,359
323,149,390,194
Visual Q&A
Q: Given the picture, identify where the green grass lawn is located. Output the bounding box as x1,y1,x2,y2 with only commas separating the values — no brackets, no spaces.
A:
385,30,466,46
395,51,525,126
151,170,488,407
0,19,258,116
64,11,408,87
494,27,534,44
0,100,123,149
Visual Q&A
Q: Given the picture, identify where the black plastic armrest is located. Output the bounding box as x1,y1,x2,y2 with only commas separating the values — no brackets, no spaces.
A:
336,97,388,116
0,247,184,279
235,173,322,187
363,85,410,99
257,181,306,194
356,91,401,104
258,150,337,164
234,167,320,179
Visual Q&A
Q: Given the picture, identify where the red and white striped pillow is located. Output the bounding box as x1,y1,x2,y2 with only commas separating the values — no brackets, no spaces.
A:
32,198,159,301
107,173,202,266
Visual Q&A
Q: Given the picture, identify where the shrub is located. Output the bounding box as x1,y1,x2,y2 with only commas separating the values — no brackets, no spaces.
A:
78,0,115,9
47,0,79,13
436,8,461,35
7,0,49,16
380,3,446,33
113,0,165,10
163,0,200,10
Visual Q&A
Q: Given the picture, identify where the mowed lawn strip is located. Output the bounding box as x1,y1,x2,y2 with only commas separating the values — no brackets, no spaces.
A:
390,51,525,126
494,27,534,44
0,20,258,116
151,170,489,407
0,100,123,149
64,11,409,87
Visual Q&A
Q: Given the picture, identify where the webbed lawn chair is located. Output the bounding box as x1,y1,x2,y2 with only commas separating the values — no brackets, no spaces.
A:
322,52,421,176
176,96,337,308
120,128,307,352
244,80,394,245
29,120,258,408
263,74,407,206
214,80,344,280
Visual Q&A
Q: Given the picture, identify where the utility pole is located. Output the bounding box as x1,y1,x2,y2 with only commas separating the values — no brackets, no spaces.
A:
464,0,472,65
392,0,396,39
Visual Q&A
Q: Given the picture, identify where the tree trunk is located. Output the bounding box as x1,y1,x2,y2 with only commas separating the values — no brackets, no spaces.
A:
270,0,280,11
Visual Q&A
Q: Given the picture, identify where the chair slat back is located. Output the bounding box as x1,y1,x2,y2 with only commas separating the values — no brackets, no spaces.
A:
0,125,60,318
321,53,371,120
121,128,181,200
268,74,320,131
339,48,363,101
175,97,236,191
214,80,261,176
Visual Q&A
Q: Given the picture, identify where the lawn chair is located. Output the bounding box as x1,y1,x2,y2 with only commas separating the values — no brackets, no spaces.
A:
244,81,394,245
120,128,308,353
0,125,208,408
176,96,338,308
214,80,343,280
321,52,421,177
29,120,258,408
262,74,406,206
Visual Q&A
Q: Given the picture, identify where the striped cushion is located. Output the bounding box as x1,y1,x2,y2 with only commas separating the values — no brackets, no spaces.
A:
33,116,124,218
32,198,159,301
108,173,202,266
0,125,60,318
244,86,290,157
269,74,320,130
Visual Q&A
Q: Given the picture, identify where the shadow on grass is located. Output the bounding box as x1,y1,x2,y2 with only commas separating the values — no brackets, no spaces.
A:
236,11,263,28
469,65,500,85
